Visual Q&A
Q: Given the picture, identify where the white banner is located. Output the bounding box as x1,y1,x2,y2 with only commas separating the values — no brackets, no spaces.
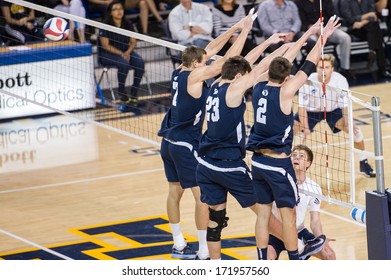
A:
0,115,98,173
0,55,95,119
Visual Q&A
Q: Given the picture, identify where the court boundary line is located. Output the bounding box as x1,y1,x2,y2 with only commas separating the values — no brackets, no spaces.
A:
0,168,164,194
319,209,366,228
0,209,364,260
0,228,73,260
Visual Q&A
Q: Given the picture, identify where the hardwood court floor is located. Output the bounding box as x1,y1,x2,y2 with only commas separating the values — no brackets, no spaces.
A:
1,82,390,260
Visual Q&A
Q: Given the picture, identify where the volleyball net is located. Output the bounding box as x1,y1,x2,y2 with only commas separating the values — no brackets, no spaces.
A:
0,1,385,211
288,80,382,209
1,0,183,145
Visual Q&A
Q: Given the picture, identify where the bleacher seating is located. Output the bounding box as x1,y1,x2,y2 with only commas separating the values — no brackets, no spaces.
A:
81,0,142,21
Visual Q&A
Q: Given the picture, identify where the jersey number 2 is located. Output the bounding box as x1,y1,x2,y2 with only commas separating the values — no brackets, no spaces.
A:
256,98,267,124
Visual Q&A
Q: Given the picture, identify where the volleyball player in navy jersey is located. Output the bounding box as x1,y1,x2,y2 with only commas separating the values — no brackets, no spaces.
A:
196,34,290,260
246,16,340,260
158,11,255,260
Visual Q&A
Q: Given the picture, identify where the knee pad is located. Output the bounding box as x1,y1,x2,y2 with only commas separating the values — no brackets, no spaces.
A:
354,127,363,142
207,208,229,242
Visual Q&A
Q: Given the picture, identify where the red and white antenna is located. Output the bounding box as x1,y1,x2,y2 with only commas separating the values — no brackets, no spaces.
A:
319,0,331,201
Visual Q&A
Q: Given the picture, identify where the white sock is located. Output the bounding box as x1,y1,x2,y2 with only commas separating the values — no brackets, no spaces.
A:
197,230,209,257
298,238,305,254
170,223,186,249
360,156,366,162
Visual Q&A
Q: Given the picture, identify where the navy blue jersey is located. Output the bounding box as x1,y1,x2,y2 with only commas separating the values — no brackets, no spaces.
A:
198,82,247,160
158,69,208,147
247,81,293,155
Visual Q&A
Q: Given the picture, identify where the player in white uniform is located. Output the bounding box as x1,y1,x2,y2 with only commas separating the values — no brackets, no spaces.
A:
268,144,336,260
294,54,375,178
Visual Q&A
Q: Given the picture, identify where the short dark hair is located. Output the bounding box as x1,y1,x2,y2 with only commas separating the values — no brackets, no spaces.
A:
268,56,292,83
221,56,252,80
182,46,207,67
292,144,314,169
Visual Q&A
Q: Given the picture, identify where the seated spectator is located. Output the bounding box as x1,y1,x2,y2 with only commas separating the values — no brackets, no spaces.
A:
339,0,391,78
155,0,179,11
87,0,165,36
80,0,114,41
294,0,354,80
257,0,310,66
98,1,145,103
53,0,86,42
86,0,111,16
0,0,43,45
168,0,213,48
123,0,164,34
375,0,391,35
211,0,257,56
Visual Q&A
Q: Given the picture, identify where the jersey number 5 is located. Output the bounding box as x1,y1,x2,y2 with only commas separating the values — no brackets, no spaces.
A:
206,96,220,122
256,98,267,124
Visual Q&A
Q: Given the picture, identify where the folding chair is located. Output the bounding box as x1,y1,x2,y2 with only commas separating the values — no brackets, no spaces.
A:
161,18,182,69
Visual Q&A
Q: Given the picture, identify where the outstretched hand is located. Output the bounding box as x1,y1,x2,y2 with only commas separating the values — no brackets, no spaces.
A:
267,32,288,45
233,8,256,30
322,15,341,42
308,19,321,36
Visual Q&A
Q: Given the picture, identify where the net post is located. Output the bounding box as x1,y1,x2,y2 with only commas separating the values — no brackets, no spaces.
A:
365,96,391,260
365,191,391,259
347,89,356,204
371,96,385,193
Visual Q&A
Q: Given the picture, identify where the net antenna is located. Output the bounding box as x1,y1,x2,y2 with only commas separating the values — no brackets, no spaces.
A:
318,0,331,203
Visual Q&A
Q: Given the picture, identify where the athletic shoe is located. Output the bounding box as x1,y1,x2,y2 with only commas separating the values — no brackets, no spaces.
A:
194,254,210,260
340,68,356,80
360,159,376,178
171,244,197,259
120,97,138,108
123,97,137,104
299,234,326,260
120,95,129,102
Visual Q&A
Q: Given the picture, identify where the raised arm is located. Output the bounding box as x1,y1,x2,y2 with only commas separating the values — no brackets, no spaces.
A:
204,8,256,59
282,16,340,99
283,19,321,63
220,13,255,60
252,42,293,84
188,12,255,98
244,32,287,65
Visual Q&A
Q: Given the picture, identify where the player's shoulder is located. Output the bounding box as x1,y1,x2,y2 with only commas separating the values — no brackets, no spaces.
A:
332,71,347,79
302,177,322,195
330,72,349,89
254,80,268,89
308,73,318,81
300,73,318,91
